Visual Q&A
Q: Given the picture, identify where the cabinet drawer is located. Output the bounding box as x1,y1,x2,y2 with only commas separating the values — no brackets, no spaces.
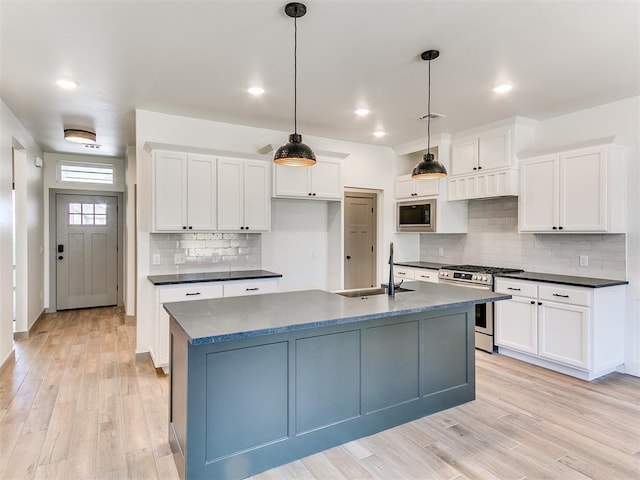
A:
393,267,415,280
539,284,591,307
223,278,278,297
413,268,439,283
158,283,224,303
494,278,537,298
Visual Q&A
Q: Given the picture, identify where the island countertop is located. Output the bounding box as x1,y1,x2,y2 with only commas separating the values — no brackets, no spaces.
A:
164,281,510,345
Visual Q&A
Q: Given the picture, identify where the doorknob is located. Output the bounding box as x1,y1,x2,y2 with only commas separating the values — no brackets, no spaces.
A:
346,255,351,260
58,256,64,260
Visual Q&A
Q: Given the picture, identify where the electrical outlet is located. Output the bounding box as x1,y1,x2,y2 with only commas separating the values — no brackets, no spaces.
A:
174,253,186,264
211,253,220,263
438,248,444,257
579,255,589,267
311,251,316,260
152,254,161,265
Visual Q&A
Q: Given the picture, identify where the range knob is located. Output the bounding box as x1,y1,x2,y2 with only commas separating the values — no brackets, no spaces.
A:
482,276,488,282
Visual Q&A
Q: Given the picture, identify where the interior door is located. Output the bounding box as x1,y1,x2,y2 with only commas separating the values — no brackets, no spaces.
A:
56,193,118,310
344,193,376,289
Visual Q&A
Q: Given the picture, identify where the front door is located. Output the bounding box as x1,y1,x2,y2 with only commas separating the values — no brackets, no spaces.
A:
56,193,118,310
344,193,376,289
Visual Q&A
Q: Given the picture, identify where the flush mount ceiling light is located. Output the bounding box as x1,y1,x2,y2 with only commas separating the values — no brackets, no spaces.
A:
56,78,78,90
273,2,316,167
493,83,513,94
247,86,265,95
64,128,96,144
355,108,370,117
411,49,448,180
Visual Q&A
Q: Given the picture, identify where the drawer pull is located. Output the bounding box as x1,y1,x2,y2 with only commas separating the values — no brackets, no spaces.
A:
552,293,570,298
185,292,201,296
246,287,260,291
397,272,406,275
507,287,521,291
420,275,430,279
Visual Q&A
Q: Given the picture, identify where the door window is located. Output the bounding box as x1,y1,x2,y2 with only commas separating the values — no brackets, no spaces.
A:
68,202,108,225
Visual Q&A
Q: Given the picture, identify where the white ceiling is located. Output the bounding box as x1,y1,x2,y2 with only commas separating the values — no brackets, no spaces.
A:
1,0,638,158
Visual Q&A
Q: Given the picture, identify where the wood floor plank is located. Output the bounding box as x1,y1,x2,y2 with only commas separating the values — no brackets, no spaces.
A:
2,307,639,479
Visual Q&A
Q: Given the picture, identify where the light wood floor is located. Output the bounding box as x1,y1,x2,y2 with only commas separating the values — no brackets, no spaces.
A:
1,307,639,480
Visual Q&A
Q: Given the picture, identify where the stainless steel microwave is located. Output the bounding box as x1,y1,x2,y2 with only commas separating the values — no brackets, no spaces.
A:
397,199,436,232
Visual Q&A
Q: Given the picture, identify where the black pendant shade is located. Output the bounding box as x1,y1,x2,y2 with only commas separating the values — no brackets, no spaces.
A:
273,133,316,166
274,3,316,167
411,49,447,180
411,153,447,179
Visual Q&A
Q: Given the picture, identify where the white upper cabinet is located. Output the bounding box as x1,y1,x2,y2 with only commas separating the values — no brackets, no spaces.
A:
451,127,511,176
273,157,342,200
519,142,626,233
395,174,439,200
217,158,270,232
152,151,217,232
448,119,536,201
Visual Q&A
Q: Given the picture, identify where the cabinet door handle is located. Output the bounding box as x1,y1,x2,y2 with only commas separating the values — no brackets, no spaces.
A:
185,292,201,296
245,288,259,291
558,226,564,230
473,167,477,170
312,193,316,196
552,226,557,230
245,226,249,230
507,287,521,291
552,293,569,298
538,302,542,305
188,226,193,230
182,226,187,230
308,193,312,196
478,166,482,170
530,300,535,305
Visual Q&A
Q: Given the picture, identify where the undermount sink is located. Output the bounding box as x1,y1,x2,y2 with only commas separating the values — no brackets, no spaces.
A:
334,286,414,298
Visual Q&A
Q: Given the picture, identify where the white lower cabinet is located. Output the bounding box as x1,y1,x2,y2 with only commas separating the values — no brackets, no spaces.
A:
413,267,440,283
495,277,624,380
393,265,440,284
152,277,278,371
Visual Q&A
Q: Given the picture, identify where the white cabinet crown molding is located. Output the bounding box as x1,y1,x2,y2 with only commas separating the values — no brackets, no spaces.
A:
144,142,269,162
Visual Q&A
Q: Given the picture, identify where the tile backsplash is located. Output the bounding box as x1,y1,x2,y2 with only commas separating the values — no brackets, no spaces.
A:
420,197,626,280
149,232,261,274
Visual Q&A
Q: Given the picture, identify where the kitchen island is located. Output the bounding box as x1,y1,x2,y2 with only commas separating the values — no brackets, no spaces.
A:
165,281,510,480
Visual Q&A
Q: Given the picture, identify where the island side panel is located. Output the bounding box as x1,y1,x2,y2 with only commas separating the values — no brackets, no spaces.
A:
170,306,476,480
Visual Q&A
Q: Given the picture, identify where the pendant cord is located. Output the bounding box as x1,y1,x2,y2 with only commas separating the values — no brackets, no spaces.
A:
293,14,298,134
427,58,431,154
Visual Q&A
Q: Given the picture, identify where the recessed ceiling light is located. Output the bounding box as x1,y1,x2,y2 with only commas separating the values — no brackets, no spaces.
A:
355,108,370,117
247,86,265,96
56,79,78,90
64,128,96,144
373,130,386,138
493,83,513,94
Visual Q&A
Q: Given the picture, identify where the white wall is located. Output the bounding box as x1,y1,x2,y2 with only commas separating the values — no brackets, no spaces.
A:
125,147,136,316
0,99,43,366
42,152,126,310
135,109,400,355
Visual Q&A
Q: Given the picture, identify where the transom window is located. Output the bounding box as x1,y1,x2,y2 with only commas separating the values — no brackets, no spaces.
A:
59,162,114,184
68,203,107,225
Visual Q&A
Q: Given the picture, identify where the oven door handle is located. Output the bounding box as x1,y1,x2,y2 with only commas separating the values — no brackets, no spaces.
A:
439,279,492,290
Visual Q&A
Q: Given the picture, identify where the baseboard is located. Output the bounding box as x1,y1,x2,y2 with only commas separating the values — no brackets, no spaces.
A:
13,309,47,340
0,350,15,375
623,361,640,378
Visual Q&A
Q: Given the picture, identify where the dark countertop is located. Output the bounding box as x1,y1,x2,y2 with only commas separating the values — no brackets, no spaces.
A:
147,269,282,286
495,271,628,288
394,261,448,270
164,281,510,345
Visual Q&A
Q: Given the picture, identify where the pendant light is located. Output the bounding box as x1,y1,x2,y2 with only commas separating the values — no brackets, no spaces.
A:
274,2,316,167
411,49,447,179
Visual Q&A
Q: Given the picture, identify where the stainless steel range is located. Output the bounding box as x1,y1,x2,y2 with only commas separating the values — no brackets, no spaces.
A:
439,265,523,353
